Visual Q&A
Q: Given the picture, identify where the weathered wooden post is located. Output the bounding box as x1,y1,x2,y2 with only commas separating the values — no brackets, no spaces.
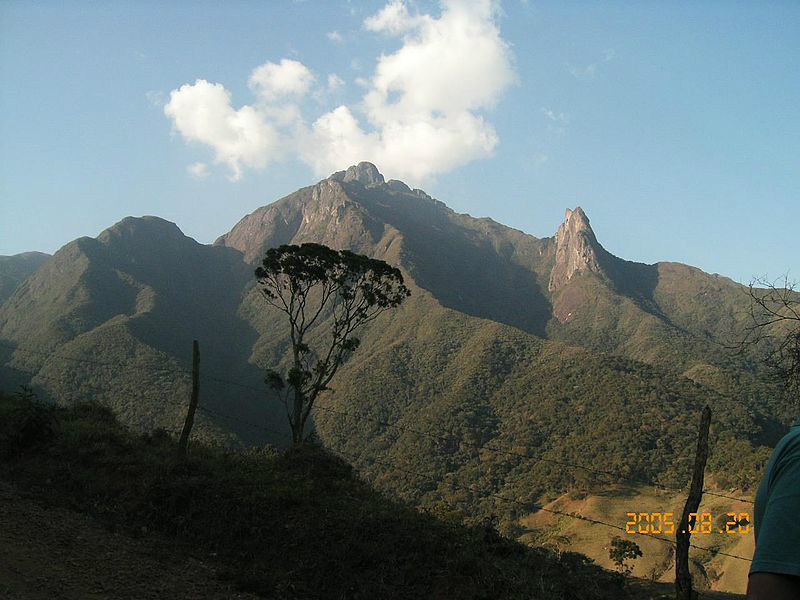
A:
178,340,200,458
675,405,711,600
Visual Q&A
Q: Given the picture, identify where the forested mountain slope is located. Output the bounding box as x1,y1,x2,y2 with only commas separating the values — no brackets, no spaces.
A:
0,163,790,534
0,251,50,305
0,217,276,443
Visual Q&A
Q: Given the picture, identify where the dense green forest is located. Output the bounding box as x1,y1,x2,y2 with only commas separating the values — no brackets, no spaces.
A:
311,297,776,529
0,389,628,600
0,252,50,305
1,171,794,568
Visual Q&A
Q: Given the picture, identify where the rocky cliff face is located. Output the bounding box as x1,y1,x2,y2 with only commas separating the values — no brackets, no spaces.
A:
214,162,555,335
215,172,382,264
330,161,386,186
548,207,605,292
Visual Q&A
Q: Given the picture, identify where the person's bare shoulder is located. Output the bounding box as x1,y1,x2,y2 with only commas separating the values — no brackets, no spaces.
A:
747,572,800,600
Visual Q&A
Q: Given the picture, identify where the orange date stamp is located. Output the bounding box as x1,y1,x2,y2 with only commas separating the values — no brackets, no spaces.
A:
625,512,751,535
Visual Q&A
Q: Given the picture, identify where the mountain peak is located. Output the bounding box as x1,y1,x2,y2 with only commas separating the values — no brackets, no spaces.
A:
330,162,385,186
564,206,591,230
95,216,197,261
99,216,185,241
548,206,604,292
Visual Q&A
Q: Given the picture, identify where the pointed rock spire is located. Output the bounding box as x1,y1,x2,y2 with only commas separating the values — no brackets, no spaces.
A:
548,207,604,292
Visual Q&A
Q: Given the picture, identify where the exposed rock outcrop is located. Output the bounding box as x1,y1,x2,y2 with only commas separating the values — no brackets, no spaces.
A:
216,165,388,263
548,207,604,292
330,162,385,186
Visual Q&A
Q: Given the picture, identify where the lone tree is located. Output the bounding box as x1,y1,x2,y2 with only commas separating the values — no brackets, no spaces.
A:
609,536,642,574
739,275,800,403
256,243,410,445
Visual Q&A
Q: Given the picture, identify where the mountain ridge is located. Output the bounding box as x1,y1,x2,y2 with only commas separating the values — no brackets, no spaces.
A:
1,162,781,597
2,162,785,394
2,162,788,426
0,251,51,306
213,162,766,379
0,163,789,537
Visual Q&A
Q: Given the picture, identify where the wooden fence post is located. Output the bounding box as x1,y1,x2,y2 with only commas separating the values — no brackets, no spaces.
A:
675,405,712,600
178,340,200,458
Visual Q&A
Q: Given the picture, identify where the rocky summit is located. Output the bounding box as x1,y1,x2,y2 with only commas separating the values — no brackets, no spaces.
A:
330,161,386,186
548,207,604,292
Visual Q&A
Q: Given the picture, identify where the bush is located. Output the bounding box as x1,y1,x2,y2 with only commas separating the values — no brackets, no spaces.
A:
608,536,642,574
0,387,55,457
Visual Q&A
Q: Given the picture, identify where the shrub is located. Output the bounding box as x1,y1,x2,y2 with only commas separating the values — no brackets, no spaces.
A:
0,387,55,457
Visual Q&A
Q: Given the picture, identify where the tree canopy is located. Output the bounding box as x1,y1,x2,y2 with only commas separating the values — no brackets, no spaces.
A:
609,536,642,574
256,243,410,445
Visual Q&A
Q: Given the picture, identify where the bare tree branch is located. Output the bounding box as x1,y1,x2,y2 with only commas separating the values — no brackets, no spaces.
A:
737,274,800,401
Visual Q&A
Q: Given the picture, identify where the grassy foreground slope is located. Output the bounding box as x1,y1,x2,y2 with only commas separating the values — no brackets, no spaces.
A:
521,485,754,595
1,390,629,600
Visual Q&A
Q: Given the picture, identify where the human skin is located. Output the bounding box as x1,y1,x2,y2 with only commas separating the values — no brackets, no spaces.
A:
746,573,800,599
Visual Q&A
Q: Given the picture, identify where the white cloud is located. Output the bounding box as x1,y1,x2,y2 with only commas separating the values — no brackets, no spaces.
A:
364,1,513,117
326,30,344,43
569,63,597,80
541,108,569,124
363,0,421,34
187,162,210,179
145,90,165,108
301,0,516,183
248,59,315,101
163,0,515,184
297,106,378,176
327,73,345,92
164,79,279,180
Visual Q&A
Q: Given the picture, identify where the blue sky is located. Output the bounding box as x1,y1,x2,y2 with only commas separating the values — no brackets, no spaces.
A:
1,0,798,284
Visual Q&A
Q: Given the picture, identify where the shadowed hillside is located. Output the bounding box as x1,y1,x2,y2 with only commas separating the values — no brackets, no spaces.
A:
0,217,277,444
0,390,631,600
0,251,50,305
